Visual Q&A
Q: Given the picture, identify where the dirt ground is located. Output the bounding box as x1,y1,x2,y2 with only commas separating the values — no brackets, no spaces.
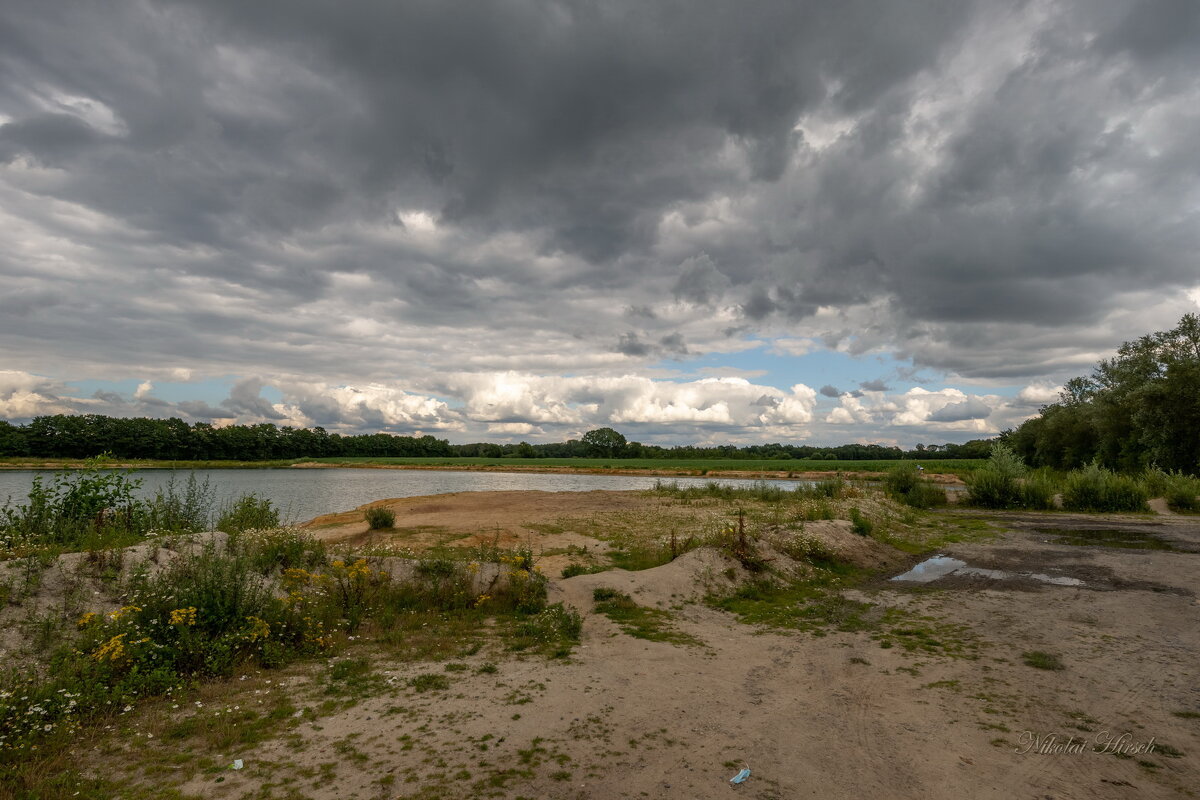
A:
168,493,1200,800
15,491,1192,799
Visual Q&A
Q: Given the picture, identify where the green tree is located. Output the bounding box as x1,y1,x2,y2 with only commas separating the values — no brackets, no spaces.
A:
1011,314,1200,474
581,427,627,458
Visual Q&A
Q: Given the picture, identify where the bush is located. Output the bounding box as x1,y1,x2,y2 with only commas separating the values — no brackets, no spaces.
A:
964,443,1027,509
364,506,396,529
0,462,144,549
1019,472,1058,510
217,493,280,534
1061,463,1149,512
242,526,327,574
1162,471,1200,512
884,463,947,509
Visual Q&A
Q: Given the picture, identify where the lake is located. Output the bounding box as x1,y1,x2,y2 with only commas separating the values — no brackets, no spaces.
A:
0,468,819,524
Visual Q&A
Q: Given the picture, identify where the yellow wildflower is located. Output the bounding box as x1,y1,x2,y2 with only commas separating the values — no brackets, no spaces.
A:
77,612,99,628
169,607,198,626
92,633,127,662
244,616,271,641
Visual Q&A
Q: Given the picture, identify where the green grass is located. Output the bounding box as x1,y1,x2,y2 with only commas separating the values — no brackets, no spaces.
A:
592,589,703,646
1022,650,1066,670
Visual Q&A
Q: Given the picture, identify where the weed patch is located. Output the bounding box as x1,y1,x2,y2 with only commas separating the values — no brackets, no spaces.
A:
592,589,702,647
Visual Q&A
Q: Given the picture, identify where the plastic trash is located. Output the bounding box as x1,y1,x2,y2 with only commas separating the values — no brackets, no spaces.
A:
231,759,244,770
730,767,751,784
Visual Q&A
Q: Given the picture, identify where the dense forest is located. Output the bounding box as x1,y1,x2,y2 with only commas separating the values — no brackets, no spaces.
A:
1006,314,1200,474
0,414,993,462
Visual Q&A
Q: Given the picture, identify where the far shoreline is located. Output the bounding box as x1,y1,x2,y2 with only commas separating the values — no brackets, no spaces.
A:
0,457,969,484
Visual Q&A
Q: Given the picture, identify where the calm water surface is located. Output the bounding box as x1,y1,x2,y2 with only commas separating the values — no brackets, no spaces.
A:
0,468,816,524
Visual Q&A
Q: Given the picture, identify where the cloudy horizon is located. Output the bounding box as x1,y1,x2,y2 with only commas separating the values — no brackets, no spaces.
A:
2,0,1198,447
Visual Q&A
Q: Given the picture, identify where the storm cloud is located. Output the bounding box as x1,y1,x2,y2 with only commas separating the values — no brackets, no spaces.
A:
1,1,1197,444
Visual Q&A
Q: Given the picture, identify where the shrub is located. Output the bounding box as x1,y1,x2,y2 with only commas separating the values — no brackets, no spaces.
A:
0,462,144,549
217,493,280,534
364,506,395,529
1163,472,1200,512
883,463,920,497
964,443,1026,509
1019,479,1056,510
242,526,327,574
812,478,847,498
1061,463,1149,512
884,463,947,509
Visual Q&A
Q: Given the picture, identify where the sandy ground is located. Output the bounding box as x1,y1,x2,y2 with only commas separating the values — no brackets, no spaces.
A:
148,496,1198,799
7,490,1190,798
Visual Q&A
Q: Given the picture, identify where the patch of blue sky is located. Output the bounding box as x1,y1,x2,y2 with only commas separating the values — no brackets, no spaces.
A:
66,376,235,405
656,339,1028,400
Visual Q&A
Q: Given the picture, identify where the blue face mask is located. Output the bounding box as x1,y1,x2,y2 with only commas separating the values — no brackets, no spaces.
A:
730,767,751,784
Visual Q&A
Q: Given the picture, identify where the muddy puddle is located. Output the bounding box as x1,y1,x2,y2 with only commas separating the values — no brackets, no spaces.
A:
1037,527,1178,550
891,555,1084,586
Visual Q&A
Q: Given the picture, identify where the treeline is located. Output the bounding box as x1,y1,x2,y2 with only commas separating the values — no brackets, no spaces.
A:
0,416,453,460
0,414,994,462
1006,313,1200,474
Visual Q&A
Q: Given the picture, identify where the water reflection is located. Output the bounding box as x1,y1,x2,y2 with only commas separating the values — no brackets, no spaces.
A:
0,468,819,524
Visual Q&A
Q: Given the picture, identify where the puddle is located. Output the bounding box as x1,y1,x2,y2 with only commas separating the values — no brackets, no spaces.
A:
1037,528,1177,551
891,555,1084,586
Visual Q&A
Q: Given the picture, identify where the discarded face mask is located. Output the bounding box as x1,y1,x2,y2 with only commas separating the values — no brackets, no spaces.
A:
730,767,751,784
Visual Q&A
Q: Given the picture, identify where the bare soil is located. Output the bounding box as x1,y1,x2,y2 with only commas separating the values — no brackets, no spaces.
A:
26,492,1200,799
232,495,1200,799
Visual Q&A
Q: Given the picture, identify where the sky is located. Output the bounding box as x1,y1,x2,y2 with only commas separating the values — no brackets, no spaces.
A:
1,0,1199,447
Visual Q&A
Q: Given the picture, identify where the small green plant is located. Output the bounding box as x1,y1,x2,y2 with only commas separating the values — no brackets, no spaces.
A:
1022,650,1065,670
408,673,450,692
510,603,582,655
364,506,396,529
849,508,873,536
561,562,606,578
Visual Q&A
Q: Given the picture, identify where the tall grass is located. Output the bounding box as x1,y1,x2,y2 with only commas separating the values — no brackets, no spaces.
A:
1061,463,1149,512
1143,468,1200,512
883,463,948,509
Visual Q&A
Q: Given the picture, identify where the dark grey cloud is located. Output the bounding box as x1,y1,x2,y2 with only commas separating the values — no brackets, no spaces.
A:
0,0,1197,442
615,332,652,357
927,397,992,423
818,385,841,398
221,378,284,420
858,379,890,392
